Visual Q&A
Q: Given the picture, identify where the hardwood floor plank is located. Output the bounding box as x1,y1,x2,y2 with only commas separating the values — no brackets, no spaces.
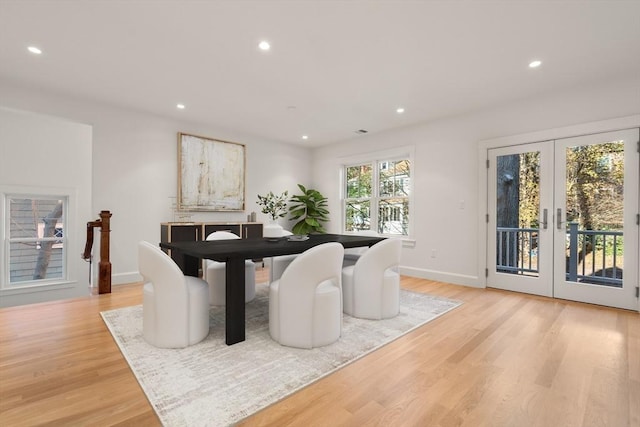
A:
1,275,637,427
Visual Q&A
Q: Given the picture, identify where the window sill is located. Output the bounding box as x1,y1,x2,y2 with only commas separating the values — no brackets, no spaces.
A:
0,280,76,296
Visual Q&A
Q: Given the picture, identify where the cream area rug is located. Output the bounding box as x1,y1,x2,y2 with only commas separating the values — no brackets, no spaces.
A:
101,284,462,427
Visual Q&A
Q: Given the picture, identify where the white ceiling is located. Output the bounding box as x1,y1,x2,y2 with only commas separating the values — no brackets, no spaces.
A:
1,1,639,147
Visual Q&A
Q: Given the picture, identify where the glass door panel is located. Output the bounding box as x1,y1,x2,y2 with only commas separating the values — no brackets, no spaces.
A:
554,129,639,310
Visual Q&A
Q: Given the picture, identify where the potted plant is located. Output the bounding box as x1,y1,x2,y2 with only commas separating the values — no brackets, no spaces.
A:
288,184,329,235
256,191,288,238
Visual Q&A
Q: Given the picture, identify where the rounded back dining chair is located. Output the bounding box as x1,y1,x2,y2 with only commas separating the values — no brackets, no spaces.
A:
342,238,402,320
269,242,344,349
138,241,210,348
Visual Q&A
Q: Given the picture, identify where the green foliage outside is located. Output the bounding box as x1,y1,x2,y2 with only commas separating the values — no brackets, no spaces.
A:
565,142,624,227
516,151,540,229
346,164,373,231
513,141,624,257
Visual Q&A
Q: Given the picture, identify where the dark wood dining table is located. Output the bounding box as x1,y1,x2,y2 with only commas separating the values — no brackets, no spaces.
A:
160,233,385,345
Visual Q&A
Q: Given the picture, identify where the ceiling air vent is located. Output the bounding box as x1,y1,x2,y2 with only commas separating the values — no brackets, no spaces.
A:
354,129,368,134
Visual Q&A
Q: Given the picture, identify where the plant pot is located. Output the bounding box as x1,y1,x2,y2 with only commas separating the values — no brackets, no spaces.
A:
263,222,283,239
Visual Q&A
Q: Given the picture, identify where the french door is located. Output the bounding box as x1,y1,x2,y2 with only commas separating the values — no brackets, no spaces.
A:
487,141,554,297
487,129,639,310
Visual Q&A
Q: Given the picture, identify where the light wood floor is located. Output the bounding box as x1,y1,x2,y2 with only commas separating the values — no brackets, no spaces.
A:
1,269,638,426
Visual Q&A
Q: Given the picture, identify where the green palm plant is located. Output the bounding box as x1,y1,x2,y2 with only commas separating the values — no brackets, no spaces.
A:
288,184,329,235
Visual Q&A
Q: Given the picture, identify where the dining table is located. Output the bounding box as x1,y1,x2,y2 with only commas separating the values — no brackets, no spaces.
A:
159,233,385,345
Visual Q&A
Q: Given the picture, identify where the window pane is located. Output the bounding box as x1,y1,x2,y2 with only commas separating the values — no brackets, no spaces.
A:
346,164,372,198
495,152,540,277
564,141,624,288
9,197,65,284
345,200,371,232
378,198,408,235
9,241,64,282
379,159,411,197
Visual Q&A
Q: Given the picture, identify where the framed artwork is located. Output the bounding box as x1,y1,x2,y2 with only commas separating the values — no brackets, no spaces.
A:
177,133,246,211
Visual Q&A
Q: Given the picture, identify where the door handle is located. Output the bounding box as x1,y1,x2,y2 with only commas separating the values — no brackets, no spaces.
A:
541,208,548,230
556,208,563,230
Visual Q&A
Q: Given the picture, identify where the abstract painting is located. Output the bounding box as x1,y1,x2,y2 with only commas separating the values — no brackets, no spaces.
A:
178,133,245,211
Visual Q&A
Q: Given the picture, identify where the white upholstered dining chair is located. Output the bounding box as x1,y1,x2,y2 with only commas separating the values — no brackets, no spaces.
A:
204,231,256,305
138,241,210,348
342,230,380,267
269,242,344,349
342,238,402,320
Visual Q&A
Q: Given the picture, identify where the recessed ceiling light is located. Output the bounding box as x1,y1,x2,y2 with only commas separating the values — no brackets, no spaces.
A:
529,60,542,68
176,104,185,109
258,41,270,51
302,135,309,140
27,46,42,55
396,107,405,114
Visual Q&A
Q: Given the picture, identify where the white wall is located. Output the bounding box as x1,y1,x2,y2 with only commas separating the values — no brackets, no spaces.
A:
0,80,312,292
2,76,638,300
312,77,640,287
0,107,92,306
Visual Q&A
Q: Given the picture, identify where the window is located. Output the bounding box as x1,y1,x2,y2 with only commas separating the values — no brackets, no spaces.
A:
5,196,67,286
344,158,411,235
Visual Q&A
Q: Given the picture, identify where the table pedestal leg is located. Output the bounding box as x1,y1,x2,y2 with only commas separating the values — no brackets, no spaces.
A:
225,258,246,345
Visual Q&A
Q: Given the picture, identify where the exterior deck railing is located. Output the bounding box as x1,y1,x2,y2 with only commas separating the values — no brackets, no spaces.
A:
496,224,623,287
496,227,538,275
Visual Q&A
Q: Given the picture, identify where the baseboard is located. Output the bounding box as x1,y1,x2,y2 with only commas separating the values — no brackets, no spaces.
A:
399,266,483,288
111,272,142,286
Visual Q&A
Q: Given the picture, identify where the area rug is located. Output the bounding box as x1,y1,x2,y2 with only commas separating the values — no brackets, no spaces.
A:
101,284,461,426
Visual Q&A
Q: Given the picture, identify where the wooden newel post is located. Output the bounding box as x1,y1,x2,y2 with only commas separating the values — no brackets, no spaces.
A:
98,210,112,294
82,210,112,294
